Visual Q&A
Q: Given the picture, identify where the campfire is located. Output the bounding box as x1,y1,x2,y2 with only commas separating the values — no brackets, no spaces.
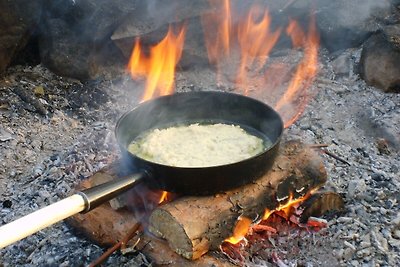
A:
0,0,399,266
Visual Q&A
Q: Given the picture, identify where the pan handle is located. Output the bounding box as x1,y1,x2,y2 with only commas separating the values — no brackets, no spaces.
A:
0,173,145,249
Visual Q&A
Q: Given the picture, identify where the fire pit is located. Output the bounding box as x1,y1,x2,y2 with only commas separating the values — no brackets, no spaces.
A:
1,0,399,266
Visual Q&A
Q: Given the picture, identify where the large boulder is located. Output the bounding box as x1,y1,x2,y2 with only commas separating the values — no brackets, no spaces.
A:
288,0,393,52
111,0,209,63
359,25,400,93
0,0,43,73
38,0,137,80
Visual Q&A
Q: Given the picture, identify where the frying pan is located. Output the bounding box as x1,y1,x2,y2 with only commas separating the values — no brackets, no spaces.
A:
0,91,283,248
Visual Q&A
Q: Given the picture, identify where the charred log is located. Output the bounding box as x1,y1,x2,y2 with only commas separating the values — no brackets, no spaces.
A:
299,192,345,223
148,141,327,260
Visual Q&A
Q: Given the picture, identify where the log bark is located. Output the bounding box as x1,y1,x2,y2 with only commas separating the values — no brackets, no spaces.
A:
67,171,233,266
148,141,327,260
66,171,138,246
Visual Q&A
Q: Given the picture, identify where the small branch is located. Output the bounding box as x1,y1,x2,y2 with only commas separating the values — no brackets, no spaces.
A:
89,221,141,267
89,242,121,267
320,149,351,166
121,222,142,250
309,144,330,148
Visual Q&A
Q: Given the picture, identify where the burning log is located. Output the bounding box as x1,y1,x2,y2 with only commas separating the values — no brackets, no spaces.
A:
148,141,327,260
299,192,345,223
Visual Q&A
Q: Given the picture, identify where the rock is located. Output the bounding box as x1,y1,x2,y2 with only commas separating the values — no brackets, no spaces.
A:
38,0,137,80
348,180,367,198
331,53,352,77
0,126,14,142
111,0,209,62
0,0,43,73
393,230,400,239
288,0,392,52
359,25,400,93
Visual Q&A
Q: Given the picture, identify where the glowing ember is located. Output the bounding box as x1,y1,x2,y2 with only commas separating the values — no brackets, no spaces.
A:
224,187,320,246
264,187,320,220
223,216,252,245
127,25,186,102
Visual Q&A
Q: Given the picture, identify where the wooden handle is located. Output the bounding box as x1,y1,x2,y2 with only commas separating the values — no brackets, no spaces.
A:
0,194,86,249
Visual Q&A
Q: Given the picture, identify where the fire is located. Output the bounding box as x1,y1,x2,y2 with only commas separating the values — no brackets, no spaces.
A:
158,191,170,204
202,2,320,127
201,0,232,84
286,19,306,48
224,188,319,245
127,25,186,101
263,187,320,220
236,6,282,94
223,216,252,245
201,0,231,64
275,15,319,127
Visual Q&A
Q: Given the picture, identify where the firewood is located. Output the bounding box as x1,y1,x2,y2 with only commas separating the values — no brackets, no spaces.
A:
66,171,138,246
299,192,345,223
148,141,327,260
68,176,233,266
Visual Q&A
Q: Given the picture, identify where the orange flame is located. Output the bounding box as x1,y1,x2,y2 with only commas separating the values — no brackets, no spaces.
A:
158,191,170,204
275,15,319,127
127,25,186,101
202,0,231,63
224,187,319,245
236,6,281,95
263,187,320,220
202,2,320,127
286,19,306,48
224,216,252,245
201,0,232,84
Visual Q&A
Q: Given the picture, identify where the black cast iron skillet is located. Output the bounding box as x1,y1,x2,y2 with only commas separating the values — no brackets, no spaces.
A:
0,91,283,248
115,91,283,195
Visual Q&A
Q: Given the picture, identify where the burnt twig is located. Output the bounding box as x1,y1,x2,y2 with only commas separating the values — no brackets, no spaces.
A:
12,86,48,115
309,144,330,148
320,149,351,166
89,221,142,267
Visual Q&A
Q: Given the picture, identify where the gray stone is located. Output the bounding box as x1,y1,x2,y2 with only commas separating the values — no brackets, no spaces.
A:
111,0,209,64
348,180,367,198
359,25,400,93
288,0,392,52
38,0,137,80
332,53,352,77
0,0,43,73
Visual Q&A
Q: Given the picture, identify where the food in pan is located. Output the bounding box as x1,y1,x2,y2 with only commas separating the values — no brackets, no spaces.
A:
127,123,267,167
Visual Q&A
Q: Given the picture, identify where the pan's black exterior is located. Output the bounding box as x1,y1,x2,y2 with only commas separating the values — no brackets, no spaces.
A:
115,91,283,195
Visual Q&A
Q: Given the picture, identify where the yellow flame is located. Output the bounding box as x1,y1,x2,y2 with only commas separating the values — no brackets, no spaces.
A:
224,216,252,245
127,25,186,101
158,191,169,204
202,3,319,127
263,187,320,220
275,14,319,127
